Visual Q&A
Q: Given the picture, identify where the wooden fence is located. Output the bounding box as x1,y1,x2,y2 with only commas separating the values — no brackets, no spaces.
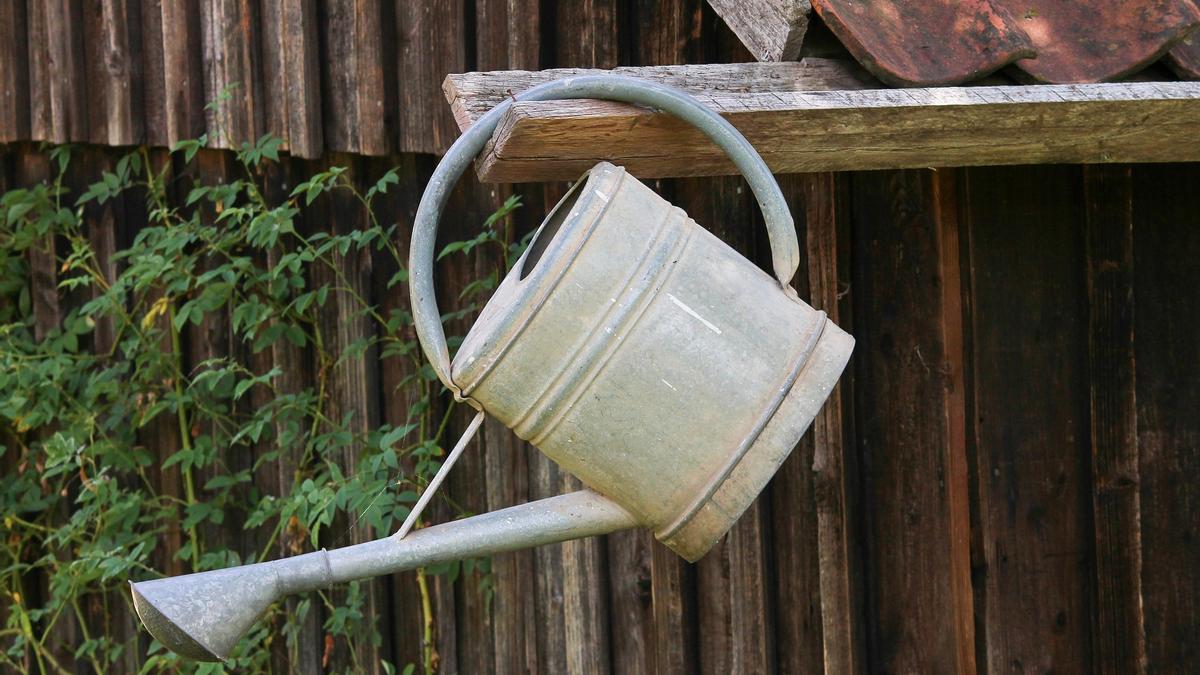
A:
1,1,1198,673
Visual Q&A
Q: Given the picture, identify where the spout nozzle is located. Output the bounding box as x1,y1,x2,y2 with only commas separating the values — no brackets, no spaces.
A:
130,581,224,662
129,563,285,662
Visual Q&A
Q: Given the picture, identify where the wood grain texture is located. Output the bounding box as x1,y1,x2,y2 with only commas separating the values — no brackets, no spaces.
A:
1132,163,1200,674
797,171,864,675
459,80,1200,182
442,59,877,129
1084,165,1146,675
198,0,262,148
28,0,88,143
304,154,386,673
282,0,324,157
82,0,143,145
476,0,541,71
139,0,167,146
257,159,324,674
964,165,1093,674
320,0,391,155
157,0,205,145
0,2,29,142
397,0,466,153
851,169,975,674
707,0,810,62
553,0,621,69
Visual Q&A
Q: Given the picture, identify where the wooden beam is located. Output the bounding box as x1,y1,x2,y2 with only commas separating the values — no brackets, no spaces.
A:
442,68,1200,181
707,0,810,62
443,59,878,129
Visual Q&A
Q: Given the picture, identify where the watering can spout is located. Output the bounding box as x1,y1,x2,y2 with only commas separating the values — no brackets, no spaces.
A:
130,490,635,662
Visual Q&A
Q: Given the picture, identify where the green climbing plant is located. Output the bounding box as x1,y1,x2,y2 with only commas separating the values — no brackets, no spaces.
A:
0,134,525,674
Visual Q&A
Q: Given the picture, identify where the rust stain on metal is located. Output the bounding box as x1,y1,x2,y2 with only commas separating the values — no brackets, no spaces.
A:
996,0,1200,82
812,0,1036,86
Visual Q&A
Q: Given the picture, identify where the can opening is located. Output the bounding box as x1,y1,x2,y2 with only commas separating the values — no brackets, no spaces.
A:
520,178,584,280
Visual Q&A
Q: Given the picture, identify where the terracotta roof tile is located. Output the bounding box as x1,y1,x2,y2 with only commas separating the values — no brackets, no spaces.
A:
813,0,1200,85
811,0,1035,86
1168,2,1200,77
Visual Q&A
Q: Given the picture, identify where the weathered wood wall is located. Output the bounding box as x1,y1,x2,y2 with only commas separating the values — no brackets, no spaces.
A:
1,1,1197,674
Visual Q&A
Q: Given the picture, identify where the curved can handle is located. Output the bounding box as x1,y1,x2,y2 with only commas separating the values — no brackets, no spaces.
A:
409,75,799,397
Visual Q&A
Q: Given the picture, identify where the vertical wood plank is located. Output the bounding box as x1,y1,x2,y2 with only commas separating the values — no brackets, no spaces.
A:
397,0,466,153
82,0,144,145
1132,163,1200,674
26,1,49,140
319,0,392,155
368,153,428,675
440,181,498,675
18,148,86,673
851,168,975,674
0,2,29,142
301,154,386,673
772,174,827,675
199,0,263,149
531,455,568,674
631,0,703,65
259,1,290,148
650,539,699,673
28,0,88,143
963,164,1093,674
252,159,325,674
139,0,168,146
18,151,60,340
476,0,541,72
260,0,322,157
158,0,206,145
1083,165,1146,675
552,0,622,68
802,171,865,675
189,150,261,570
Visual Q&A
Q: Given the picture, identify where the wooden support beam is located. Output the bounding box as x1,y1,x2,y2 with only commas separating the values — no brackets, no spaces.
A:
443,59,878,129
707,0,810,62
443,66,1200,181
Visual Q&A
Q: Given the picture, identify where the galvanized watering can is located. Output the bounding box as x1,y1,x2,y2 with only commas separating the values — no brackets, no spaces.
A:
129,75,854,662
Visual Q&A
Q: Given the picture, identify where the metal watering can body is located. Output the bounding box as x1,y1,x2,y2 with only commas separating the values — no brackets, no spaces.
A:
129,75,854,662
455,161,852,560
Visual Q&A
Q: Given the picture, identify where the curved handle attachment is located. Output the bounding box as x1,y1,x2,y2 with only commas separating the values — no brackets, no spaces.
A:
409,75,799,396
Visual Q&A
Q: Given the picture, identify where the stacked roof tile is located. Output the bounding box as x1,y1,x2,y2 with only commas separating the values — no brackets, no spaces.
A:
812,0,1200,86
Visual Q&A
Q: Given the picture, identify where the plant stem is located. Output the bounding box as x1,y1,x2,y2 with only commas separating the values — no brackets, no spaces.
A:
167,302,201,570
416,566,436,674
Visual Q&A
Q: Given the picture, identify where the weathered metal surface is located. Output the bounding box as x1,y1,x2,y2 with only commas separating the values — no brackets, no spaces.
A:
452,161,853,559
811,0,1035,86
993,0,1200,82
130,491,636,662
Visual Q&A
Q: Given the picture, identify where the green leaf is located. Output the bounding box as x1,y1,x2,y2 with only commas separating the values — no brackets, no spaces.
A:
6,201,34,223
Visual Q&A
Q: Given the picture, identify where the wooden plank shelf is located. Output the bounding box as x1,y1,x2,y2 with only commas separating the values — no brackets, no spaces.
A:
443,62,1200,182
